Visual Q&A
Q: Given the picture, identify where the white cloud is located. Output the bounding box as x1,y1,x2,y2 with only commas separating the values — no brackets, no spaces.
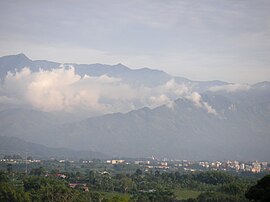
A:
149,94,170,107
188,92,203,108
1,67,218,116
203,102,218,115
187,92,217,115
2,67,124,114
209,84,250,92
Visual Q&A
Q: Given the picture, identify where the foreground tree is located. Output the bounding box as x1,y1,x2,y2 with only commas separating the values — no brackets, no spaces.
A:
245,175,270,202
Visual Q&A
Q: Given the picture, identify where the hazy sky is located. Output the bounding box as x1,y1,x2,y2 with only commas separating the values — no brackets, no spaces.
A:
0,0,269,83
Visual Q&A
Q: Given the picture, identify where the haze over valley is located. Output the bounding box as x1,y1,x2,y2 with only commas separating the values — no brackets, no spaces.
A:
0,54,269,161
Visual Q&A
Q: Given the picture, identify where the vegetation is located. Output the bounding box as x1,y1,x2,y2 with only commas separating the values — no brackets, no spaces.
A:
0,163,267,202
245,175,270,202
174,189,201,200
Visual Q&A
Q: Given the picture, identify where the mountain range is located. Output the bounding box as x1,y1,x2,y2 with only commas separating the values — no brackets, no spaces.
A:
0,53,227,90
0,54,269,161
0,136,108,160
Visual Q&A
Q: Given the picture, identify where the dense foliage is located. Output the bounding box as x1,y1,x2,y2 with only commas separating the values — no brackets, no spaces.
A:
245,175,270,202
0,166,264,202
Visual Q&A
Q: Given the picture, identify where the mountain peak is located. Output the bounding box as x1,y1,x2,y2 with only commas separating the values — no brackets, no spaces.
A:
13,53,30,60
252,81,270,89
112,63,130,70
0,53,31,62
17,53,27,57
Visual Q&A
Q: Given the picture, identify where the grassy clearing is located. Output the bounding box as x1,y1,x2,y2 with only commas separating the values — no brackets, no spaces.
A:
174,189,201,200
92,191,130,199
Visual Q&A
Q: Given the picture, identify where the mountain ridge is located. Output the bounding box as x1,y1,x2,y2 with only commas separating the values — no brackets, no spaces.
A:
0,135,109,160
0,53,229,88
1,91,269,161
0,54,269,161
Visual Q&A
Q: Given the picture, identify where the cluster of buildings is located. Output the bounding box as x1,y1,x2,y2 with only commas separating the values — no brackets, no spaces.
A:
0,158,41,163
198,160,268,173
1,155,269,174
104,158,269,173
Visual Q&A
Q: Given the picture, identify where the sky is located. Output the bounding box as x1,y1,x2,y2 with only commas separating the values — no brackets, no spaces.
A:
0,0,270,84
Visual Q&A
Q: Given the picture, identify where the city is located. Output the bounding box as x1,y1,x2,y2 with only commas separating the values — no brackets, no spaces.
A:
1,155,269,174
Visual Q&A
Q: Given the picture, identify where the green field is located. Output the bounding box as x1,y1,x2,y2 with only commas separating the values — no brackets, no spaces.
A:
92,191,130,200
174,189,202,200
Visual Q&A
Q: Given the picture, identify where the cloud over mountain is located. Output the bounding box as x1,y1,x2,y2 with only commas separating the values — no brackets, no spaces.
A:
0,66,216,116
187,92,217,115
0,54,269,160
209,83,251,92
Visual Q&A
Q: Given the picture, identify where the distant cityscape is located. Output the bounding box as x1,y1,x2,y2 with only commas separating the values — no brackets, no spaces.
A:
1,154,268,201
1,155,269,174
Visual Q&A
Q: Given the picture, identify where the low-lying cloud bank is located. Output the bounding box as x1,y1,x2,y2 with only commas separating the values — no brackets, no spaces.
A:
0,67,217,116
209,84,250,92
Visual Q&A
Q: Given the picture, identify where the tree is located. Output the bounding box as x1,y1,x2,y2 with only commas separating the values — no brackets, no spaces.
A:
120,177,133,193
0,171,8,183
194,171,235,185
135,169,143,176
38,182,75,202
0,183,30,202
108,195,129,202
245,175,270,202
30,167,45,176
220,182,246,195
6,164,13,174
197,192,243,202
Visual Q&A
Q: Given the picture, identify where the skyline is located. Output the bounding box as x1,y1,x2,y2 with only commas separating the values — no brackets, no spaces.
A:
0,0,270,84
